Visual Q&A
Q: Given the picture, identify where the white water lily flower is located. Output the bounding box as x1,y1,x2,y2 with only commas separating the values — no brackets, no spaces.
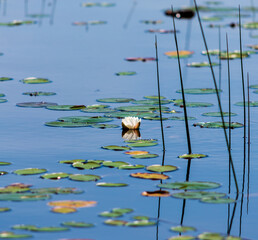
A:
122,116,141,130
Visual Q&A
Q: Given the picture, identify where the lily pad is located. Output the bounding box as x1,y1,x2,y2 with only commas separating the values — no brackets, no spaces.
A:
176,88,221,94
174,102,214,108
13,168,47,175
0,162,11,166
51,207,77,214
30,187,82,195
112,208,133,214
46,105,86,111
132,99,171,105
59,159,86,164
0,231,32,239
0,93,5,97
99,211,123,218
101,145,131,151
96,182,128,187
23,91,56,96
58,116,113,123
0,208,11,212
0,193,50,201
243,22,258,29
131,154,159,159
169,116,196,121
69,174,101,182
198,232,224,240
118,164,145,170
130,172,169,180
0,77,13,81
200,196,235,204
105,111,158,118
40,172,69,180
115,105,169,112
141,190,170,197
48,200,97,208
250,84,258,89
168,236,195,240
72,162,101,170
104,219,128,226
103,161,129,168
193,122,244,128
126,220,156,227
187,62,219,67
45,121,91,128
235,101,258,107
13,225,69,232
143,116,169,121
61,221,94,228
164,50,194,58
144,95,166,100
17,102,57,108
20,77,52,84
172,191,226,200
146,164,178,172
97,98,135,103
247,44,258,50
178,153,208,159
85,104,110,109
81,108,116,113
158,181,220,190
201,49,220,55
171,226,196,233
202,112,237,117
115,72,136,76
220,51,249,59
91,124,119,129
125,150,149,155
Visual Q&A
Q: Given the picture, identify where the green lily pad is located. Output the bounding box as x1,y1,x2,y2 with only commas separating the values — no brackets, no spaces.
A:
85,104,110,109
126,220,156,227
249,84,258,89
0,208,11,212
144,95,166,100
97,98,135,103
20,77,52,84
58,116,113,123
0,162,11,165
46,105,86,111
202,16,222,21
101,145,131,151
202,112,237,117
45,121,91,128
103,161,129,168
201,49,220,55
17,102,57,108
146,165,178,173
30,187,82,195
131,154,159,159
72,162,101,170
200,196,235,204
198,232,224,240
96,182,128,187
0,77,13,81
22,91,56,96
169,116,196,121
220,51,249,59
99,211,123,218
69,174,101,182
104,219,128,226
0,184,31,194
132,99,171,105
112,208,133,214
115,71,136,76
143,116,169,121
104,111,158,119
171,226,196,233
61,221,94,228
0,231,32,239
226,237,242,240
158,181,221,190
168,236,195,240
193,121,244,128
91,124,119,129
174,102,214,107
187,62,219,67
118,164,145,170
172,191,226,199
115,105,169,112
59,159,86,164
235,101,258,107
81,108,116,113
133,216,150,220
13,168,47,175
0,193,50,201
243,22,258,29
0,99,7,103
125,138,157,143
176,88,221,94
178,153,208,159
30,226,69,232
127,142,158,147
0,93,5,97
40,172,69,180
88,160,105,164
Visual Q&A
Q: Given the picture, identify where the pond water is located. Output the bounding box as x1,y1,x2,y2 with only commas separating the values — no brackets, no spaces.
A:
0,0,258,239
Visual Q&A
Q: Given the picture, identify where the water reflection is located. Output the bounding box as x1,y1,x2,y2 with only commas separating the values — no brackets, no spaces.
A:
122,129,141,141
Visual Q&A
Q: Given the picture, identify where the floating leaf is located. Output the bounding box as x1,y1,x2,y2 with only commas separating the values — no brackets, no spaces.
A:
96,182,128,187
20,77,52,84
22,91,56,96
81,108,116,113
0,193,50,201
132,99,171,105
17,102,57,108
198,232,224,240
158,181,220,190
176,88,221,94
40,172,69,180
243,22,258,29
91,124,119,129
46,105,86,111
178,153,208,159
51,207,77,214
220,51,249,59
202,16,222,21
116,105,169,112
172,191,226,200
202,112,237,117
169,116,196,121
69,174,101,182
0,208,11,212
171,226,196,233
99,211,123,218
104,219,128,226
130,172,169,180
201,49,220,55
101,145,131,151
226,237,242,240
0,231,32,239
168,236,195,240
193,122,244,129
235,101,258,107
143,116,169,121
144,95,166,100
14,168,47,175
187,62,219,67
131,154,159,159
125,151,149,155
59,159,86,164
141,190,170,197
85,104,110,109
0,162,11,165
61,221,94,228
0,99,7,103
103,161,129,168
165,50,194,58
174,102,214,108
126,220,156,227
112,208,133,214
13,225,69,232
133,216,150,220
58,116,112,123
115,71,136,76
247,44,258,50
0,77,13,81
45,121,91,128
118,164,145,170
97,98,135,103
250,84,258,89
105,111,158,118
30,187,82,195
72,162,101,170
48,200,97,208
200,196,235,204
146,165,178,173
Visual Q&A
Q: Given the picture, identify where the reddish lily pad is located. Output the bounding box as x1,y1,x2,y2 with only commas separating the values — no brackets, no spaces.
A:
51,207,77,214
165,50,194,58
48,200,97,208
130,172,169,180
141,190,170,197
